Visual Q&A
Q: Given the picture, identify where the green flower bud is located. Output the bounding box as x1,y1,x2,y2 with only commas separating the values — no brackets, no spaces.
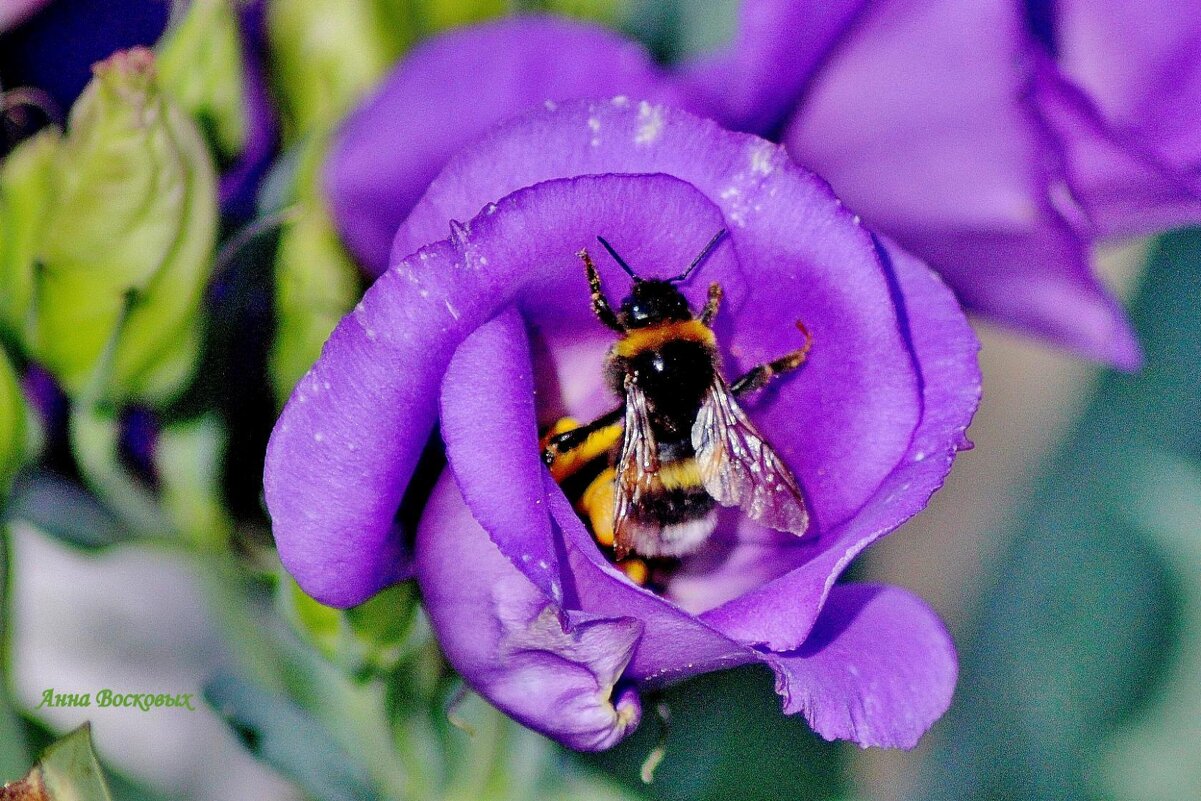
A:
535,0,631,28
21,48,218,405
0,129,57,337
270,137,361,402
267,0,415,135
156,0,248,159
411,0,505,33
0,349,27,494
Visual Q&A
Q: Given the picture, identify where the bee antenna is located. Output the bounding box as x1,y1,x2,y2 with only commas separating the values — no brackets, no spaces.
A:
597,236,641,281
672,229,727,283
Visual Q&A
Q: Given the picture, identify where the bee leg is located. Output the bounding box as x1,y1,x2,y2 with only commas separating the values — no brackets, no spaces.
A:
700,281,723,327
730,320,813,396
542,406,623,477
578,466,617,546
579,249,625,333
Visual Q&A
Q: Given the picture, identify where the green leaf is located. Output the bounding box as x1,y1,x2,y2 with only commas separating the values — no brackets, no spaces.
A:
585,666,847,801
1097,452,1201,800
4,471,127,550
204,672,383,801
0,723,114,801
916,229,1201,801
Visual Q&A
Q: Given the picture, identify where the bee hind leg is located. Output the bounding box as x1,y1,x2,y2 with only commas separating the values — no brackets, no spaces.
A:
730,320,813,396
541,406,623,478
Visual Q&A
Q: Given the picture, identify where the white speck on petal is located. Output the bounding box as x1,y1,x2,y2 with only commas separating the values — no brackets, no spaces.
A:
611,95,629,107
419,289,429,298
749,141,776,175
314,432,324,443
544,99,557,111
634,101,664,145
444,299,460,320
537,559,549,570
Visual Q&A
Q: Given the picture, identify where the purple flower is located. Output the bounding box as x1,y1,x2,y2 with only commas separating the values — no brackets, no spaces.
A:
326,7,1201,368
266,100,981,750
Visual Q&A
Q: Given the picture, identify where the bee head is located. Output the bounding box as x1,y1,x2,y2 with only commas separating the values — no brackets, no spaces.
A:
597,230,727,329
619,280,693,328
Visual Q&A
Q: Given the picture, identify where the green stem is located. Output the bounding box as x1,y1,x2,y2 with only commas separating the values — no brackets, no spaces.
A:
68,292,176,539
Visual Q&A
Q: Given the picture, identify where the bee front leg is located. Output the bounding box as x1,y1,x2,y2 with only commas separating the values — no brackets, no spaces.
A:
730,320,813,396
700,282,722,327
579,249,625,333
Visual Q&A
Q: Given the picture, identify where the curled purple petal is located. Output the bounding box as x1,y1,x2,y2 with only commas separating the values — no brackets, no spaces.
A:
441,308,562,600
417,471,643,751
397,101,923,533
324,16,687,273
0,0,51,32
697,237,980,650
1030,7,1201,239
763,584,957,749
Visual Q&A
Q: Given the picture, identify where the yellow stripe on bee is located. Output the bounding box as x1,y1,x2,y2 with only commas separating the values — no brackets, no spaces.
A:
656,458,702,491
579,467,617,546
613,319,715,358
544,417,623,482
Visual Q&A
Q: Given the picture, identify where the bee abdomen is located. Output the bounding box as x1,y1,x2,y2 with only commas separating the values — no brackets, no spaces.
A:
625,456,718,558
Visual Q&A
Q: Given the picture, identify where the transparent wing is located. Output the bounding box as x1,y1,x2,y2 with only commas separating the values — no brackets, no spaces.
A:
692,377,809,535
613,379,661,558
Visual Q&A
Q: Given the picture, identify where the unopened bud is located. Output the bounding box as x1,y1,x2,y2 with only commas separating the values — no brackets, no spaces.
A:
16,48,218,404
156,0,248,160
266,0,414,133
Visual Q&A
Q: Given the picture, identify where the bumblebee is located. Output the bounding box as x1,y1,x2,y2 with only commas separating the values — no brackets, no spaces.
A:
543,230,813,571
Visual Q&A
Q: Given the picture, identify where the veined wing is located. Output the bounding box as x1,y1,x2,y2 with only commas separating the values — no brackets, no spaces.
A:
613,378,661,559
692,377,809,535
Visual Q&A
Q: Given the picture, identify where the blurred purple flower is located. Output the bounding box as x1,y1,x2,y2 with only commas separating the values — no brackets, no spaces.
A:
0,0,51,32
1026,0,1201,240
266,101,980,749
218,0,277,217
326,6,1201,368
